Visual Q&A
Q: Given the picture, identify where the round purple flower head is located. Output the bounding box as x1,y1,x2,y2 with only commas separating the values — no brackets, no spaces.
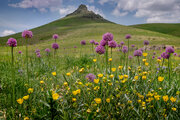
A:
35,49,40,53
81,40,86,45
134,50,142,56
95,45,105,55
36,52,41,58
153,52,156,55
108,40,117,48
166,46,174,53
103,32,113,42
53,34,59,39
52,43,59,49
122,46,128,53
86,73,96,82
131,44,135,47
94,42,99,45
22,30,33,38
7,38,17,47
128,55,133,60
74,46,77,48
161,52,170,59
90,40,95,44
144,40,149,45
45,48,50,53
125,34,131,39
19,51,22,54
120,41,125,45
178,55,180,57
157,56,161,60
100,40,107,46
152,56,155,59
173,53,177,56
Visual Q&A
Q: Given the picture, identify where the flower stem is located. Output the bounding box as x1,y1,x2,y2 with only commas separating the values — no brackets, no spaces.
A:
11,47,15,106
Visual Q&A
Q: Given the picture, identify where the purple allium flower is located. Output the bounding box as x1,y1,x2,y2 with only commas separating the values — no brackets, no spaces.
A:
45,48,50,53
161,52,170,59
153,52,156,55
134,50,142,56
36,52,41,58
22,30,33,38
74,46,77,48
117,44,121,48
125,34,131,39
152,56,155,59
95,45,105,54
53,34,59,39
166,46,174,53
7,38,17,47
80,40,86,45
108,40,117,48
35,49,40,53
131,44,135,47
100,39,107,46
157,56,161,59
86,73,96,82
18,51,22,54
173,53,177,56
102,32,113,42
178,55,180,57
90,40,95,44
52,43,59,49
144,40,149,45
120,41,125,45
94,42,99,45
128,55,133,59
122,46,128,53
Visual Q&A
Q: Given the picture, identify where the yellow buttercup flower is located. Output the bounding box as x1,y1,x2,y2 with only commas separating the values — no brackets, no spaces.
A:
52,72,56,76
87,109,91,113
158,77,164,82
93,59,97,62
76,89,81,94
157,59,161,63
28,88,33,94
109,74,114,78
172,107,176,111
145,62,149,66
94,98,101,104
106,98,110,103
142,102,146,107
128,100,132,104
124,75,128,79
134,76,138,80
143,53,148,57
72,91,78,96
17,98,23,104
109,58,112,62
154,95,161,100
66,72,71,76
137,100,141,103
118,66,123,70
142,76,147,80
52,93,59,100
94,79,99,84
79,68,84,73
119,75,124,79
142,59,146,62
94,86,100,90
40,81,44,84
163,95,169,102
78,82,83,85
121,80,126,83
72,98,77,102
98,74,103,78
170,97,176,103
64,82,68,86
24,117,30,120
23,95,29,100
111,68,116,72
143,72,147,75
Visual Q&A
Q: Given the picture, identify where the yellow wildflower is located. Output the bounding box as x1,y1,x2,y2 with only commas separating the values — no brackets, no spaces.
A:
157,59,161,63
66,72,71,76
79,68,84,73
124,75,128,79
72,91,78,96
134,76,138,80
78,82,83,85
40,81,44,84
98,74,103,78
17,98,23,104
87,109,91,113
118,66,123,70
119,75,124,79
106,98,110,103
170,97,176,103
93,59,97,62
143,53,148,57
94,98,101,104
154,95,161,100
111,68,116,72
24,117,30,120
52,93,59,100
72,98,77,102
64,82,68,86
109,74,114,78
28,88,33,94
163,95,169,102
109,58,112,62
158,77,164,82
142,76,147,80
121,80,126,83
128,100,132,104
172,107,176,111
137,100,141,103
52,72,56,76
23,95,29,100
142,59,146,62
145,62,149,66
94,79,99,84
76,89,81,94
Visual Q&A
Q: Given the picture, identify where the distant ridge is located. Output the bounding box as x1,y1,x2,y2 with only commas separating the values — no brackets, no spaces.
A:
66,4,105,20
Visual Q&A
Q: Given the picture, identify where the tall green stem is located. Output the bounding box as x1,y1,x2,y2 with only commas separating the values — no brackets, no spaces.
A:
11,47,15,106
26,38,29,85
127,39,129,72
168,55,171,86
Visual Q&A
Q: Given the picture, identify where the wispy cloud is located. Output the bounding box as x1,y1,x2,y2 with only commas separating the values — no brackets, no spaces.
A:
2,30,15,36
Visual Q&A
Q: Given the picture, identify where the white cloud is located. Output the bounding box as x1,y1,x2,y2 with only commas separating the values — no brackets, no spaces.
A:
88,0,94,3
99,0,180,23
2,30,15,36
87,5,105,17
9,0,62,12
59,6,76,16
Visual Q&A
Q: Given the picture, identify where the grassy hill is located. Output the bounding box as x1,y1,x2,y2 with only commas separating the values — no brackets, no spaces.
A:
130,23,180,37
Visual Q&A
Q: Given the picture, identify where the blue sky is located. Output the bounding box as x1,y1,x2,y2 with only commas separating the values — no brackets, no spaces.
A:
0,0,180,36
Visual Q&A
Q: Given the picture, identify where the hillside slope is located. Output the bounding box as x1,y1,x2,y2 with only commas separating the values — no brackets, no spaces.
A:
130,23,180,37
